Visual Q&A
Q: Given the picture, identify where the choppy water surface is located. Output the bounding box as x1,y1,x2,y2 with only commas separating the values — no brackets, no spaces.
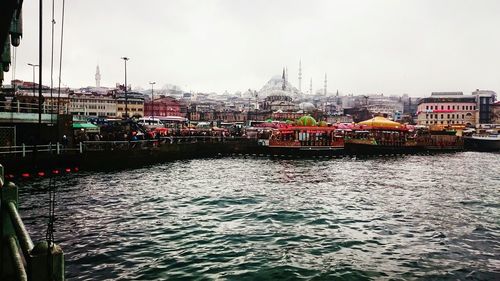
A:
19,152,500,280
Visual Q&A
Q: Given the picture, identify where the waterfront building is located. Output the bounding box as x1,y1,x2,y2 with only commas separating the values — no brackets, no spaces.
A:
472,90,497,124
416,92,476,126
42,92,71,114
343,107,372,123
70,92,117,117
326,115,354,124
272,110,304,121
115,92,144,118
144,96,183,117
365,94,404,119
492,101,500,124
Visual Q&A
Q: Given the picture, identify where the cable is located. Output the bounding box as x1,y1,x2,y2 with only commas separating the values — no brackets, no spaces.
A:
57,0,66,116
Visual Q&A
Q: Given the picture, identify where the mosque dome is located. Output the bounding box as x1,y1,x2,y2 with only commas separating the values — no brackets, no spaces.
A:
259,74,300,100
299,102,316,112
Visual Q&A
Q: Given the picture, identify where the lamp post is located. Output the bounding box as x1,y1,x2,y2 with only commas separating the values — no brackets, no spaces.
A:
27,63,39,98
149,81,156,120
121,57,129,118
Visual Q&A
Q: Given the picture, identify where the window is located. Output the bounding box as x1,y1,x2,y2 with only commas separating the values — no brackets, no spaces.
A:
447,105,450,110
441,106,444,110
447,114,450,118
462,114,464,119
452,105,455,110
441,114,444,119
426,105,429,110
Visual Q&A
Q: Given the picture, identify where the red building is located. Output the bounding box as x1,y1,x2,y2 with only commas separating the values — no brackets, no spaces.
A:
144,96,184,117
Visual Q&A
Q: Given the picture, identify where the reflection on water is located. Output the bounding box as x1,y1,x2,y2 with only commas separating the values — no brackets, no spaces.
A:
19,152,500,280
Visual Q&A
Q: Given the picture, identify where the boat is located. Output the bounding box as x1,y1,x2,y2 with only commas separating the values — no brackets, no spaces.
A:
416,125,464,151
266,116,346,156
344,116,422,155
464,130,500,151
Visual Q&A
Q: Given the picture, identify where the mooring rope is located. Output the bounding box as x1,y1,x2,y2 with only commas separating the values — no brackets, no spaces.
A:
50,0,56,123
56,0,66,116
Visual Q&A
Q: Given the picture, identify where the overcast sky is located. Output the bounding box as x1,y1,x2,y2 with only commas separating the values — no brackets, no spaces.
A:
12,0,500,96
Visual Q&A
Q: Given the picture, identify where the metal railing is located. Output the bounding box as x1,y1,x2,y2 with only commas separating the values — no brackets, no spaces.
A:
0,165,64,281
0,143,81,157
82,135,250,151
0,136,252,155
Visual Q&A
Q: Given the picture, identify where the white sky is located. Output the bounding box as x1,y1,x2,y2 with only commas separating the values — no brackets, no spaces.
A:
12,0,500,96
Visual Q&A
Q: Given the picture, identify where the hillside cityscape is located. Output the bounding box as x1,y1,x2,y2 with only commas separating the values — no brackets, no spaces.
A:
1,64,498,127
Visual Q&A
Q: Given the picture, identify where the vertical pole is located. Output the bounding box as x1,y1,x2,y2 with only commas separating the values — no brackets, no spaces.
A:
39,0,43,143
149,81,155,120
22,144,25,157
152,83,154,120
124,59,128,118
56,142,60,155
32,66,36,97
79,142,82,154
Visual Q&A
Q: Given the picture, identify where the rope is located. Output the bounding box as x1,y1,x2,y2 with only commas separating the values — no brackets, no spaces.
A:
45,174,57,280
50,0,56,123
47,1,64,279
56,0,66,116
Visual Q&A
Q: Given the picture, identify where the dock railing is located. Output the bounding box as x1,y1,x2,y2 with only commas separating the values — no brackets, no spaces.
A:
0,143,81,157
82,135,249,151
0,165,64,281
0,136,252,156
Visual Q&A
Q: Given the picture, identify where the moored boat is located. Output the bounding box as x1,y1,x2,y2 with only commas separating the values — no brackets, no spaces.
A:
344,116,423,155
266,116,346,156
416,125,464,151
464,133,500,151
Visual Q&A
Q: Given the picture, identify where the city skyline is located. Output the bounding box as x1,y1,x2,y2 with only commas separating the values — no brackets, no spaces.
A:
12,0,500,96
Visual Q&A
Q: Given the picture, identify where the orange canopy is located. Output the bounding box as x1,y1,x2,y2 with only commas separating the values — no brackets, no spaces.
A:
358,116,404,130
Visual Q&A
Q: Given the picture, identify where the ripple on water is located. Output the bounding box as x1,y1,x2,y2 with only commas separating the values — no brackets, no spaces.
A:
17,152,500,280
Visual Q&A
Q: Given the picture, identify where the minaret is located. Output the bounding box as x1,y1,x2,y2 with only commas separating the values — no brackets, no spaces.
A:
285,66,289,83
324,73,327,95
95,65,101,88
309,78,312,95
282,67,286,90
298,60,302,93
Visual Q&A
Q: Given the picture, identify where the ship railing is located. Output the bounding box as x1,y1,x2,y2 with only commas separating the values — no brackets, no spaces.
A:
0,165,64,281
0,143,81,157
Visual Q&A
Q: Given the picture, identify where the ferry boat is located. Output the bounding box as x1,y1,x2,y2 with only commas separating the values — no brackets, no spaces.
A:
464,129,500,151
266,116,346,156
344,116,422,155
